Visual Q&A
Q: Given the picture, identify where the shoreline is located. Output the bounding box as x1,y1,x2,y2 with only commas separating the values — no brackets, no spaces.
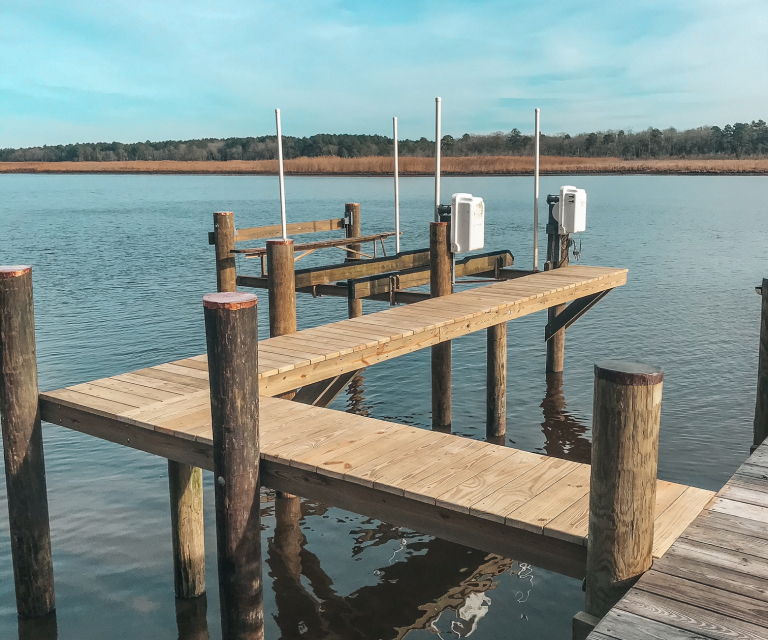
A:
1,156,765,176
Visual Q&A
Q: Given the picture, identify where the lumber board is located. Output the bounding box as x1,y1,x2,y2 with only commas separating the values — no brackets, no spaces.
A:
234,218,345,242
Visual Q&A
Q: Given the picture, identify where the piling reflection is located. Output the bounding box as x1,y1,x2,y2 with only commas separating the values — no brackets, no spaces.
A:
174,594,210,640
540,372,591,463
268,498,513,640
18,611,57,640
344,372,370,417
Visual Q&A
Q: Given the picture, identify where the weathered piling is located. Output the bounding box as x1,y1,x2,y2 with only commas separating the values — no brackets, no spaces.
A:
580,360,663,634
546,217,569,373
486,322,507,442
0,266,55,619
754,278,768,452
175,593,210,640
430,222,452,431
167,460,206,598
204,291,263,640
267,239,297,340
214,211,237,293
345,203,363,319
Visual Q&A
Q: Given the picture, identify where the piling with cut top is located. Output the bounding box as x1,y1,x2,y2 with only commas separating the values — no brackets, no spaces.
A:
486,322,507,441
167,460,206,598
430,222,452,431
267,239,297,339
0,266,55,619
585,360,663,620
204,291,263,640
546,208,569,373
214,211,237,294
345,203,363,318
754,278,768,452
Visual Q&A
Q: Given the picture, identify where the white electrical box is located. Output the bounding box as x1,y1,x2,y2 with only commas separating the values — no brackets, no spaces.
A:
557,186,587,234
450,193,485,253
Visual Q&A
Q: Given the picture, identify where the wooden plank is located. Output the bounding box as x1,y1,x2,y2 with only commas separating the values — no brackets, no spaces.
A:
593,608,722,640
128,367,209,390
434,452,547,513
234,218,345,242
545,493,590,544
709,497,768,525
42,388,136,415
652,487,715,558
89,377,183,402
234,232,397,257
469,456,580,523
616,588,768,640
635,571,768,628
67,382,156,409
505,464,590,532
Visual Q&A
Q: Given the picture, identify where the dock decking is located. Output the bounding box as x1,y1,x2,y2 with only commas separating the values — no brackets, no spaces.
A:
37,265,714,579
588,441,768,640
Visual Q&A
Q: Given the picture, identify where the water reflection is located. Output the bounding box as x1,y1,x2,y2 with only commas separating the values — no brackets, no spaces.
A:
175,594,210,640
540,373,591,464
18,611,57,640
268,497,512,640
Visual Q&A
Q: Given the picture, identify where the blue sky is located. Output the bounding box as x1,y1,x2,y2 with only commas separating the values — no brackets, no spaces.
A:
2,0,766,147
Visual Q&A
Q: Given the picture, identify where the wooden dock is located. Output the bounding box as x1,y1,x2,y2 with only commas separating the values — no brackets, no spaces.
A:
37,265,713,579
587,440,768,640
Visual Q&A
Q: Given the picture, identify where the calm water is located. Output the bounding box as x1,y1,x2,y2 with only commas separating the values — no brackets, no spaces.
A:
0,174,766,639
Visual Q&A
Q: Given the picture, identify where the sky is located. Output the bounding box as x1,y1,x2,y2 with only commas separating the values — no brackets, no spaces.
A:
2,0,767,147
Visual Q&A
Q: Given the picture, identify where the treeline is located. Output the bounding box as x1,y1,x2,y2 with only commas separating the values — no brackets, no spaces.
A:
2,121,766,162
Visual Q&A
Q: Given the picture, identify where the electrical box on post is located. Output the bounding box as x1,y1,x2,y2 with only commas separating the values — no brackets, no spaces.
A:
557,186,587,234
450,193,485,253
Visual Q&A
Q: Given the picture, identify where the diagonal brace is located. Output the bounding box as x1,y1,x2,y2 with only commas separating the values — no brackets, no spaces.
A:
545,290,612,342
292,370,360,408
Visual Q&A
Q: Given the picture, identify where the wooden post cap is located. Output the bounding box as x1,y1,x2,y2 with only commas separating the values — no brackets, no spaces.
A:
0,266,32,278
594,360,663,386
345,202,360,207
266,239,294,246
430,221,448,227
203,292,258,311
213,211,233,216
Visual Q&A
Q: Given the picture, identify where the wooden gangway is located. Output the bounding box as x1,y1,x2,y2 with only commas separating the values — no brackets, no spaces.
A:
587,440,768,640
37,265,714,579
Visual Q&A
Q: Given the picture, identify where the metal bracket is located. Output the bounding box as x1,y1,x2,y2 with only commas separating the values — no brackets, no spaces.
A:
208,231,216,245
545,290,611,341
389,275,399,306
344,210,354,227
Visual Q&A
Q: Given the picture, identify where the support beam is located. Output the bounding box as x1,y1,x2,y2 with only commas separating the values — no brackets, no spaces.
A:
345,203,363,319
167,461,206,598
0,265,56,619
486,322,507,442
292,370,359,407
583,360,662,622
544,290,611,342
754,278,768,452
546,219,569,373
204,292,263,640
234,218,345,243
430,222,452,432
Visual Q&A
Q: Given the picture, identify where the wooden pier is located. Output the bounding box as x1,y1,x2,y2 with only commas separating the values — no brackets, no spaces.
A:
2,206,753,640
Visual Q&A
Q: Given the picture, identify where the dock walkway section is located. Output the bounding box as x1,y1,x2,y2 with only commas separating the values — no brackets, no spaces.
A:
588,442,768,640
37,266,714,579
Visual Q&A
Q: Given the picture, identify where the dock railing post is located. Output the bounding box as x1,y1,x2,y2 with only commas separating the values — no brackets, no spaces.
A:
486,322,507,443
214,211,237,294
753,278,768,452
545,203,569,373
0,266,56,619
345,203,363,319
430,222,452,431
575,360,663,639
204,291,263,640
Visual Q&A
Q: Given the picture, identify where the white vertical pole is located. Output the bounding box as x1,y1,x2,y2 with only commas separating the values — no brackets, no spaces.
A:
393,116,401,254
434,97,441,223
533,108,540,271
275,108,287,240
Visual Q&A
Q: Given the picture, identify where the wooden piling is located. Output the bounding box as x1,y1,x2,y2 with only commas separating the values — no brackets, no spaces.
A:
546,225,569,373
754,278,768,451
486,322,507,441
204,291,263,640
0,266,55,619
167,460,206,598
267,240,297,339
214,211,237,294
430,222,452,431
584,360,663,621
345,203,363,319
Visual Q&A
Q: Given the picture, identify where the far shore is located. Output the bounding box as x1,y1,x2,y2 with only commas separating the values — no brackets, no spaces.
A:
1,156,765,176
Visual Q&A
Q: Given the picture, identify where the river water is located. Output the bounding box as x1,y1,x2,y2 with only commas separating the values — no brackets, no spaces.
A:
0,174,766,639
